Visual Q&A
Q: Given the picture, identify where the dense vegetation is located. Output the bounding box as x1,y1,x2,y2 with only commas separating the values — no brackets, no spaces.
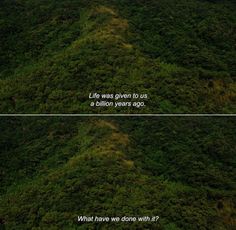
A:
0,117,235,229
0,0,236,113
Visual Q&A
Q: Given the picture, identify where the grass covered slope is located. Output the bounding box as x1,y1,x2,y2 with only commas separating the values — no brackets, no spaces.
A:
0,117,235,229
0,0,236,113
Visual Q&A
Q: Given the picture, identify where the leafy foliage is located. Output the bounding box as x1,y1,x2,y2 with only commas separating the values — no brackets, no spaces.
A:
0,117,235,229
0,0,235,113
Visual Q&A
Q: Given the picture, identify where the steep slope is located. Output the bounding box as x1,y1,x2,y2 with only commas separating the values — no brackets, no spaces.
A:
0,0,235,113
0,117,235,229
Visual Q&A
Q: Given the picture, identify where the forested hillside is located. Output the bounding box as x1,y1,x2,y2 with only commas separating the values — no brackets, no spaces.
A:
1,1,236,229
0,117,235,229
0,0,236,113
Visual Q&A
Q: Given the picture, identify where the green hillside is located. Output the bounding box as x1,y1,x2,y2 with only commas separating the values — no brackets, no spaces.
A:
0,0,236,113
0,117,235,229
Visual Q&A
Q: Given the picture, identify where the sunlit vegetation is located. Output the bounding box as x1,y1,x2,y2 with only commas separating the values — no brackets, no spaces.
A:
0,117,235,229
0,0,235,113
